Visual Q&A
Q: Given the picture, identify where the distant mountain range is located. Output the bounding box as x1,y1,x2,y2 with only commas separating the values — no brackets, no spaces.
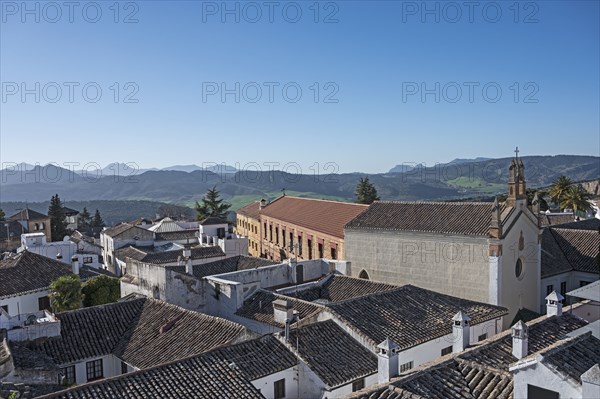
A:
1,156,598,210
388,157,493,173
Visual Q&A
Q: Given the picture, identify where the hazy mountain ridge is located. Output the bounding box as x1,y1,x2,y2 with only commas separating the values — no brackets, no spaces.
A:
1,155,598,206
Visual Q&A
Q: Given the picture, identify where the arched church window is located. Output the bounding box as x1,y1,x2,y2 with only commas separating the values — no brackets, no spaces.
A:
358,269,370,280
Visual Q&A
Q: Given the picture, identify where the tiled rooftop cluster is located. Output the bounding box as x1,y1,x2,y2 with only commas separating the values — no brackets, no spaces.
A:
349,313,591,399
18,298,249,370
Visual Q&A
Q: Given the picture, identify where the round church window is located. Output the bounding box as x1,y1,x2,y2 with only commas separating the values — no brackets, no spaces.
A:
515,258,523,279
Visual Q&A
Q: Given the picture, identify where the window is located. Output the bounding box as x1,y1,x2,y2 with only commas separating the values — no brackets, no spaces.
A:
527,384,559,399
62,365,76,385
400,361,413,372
269,225,273,242
83,256,93,264
515,258,523,278
297,236,302,256
282,229,286,246
86,359,104,381
38,296,51,311
330,246,337,260
1,305,8,313
274,378,285,399
546,284,554,296
264,223,267,237
307,239,312,260
441,346,452,356
478,333,488,342
560,282,567,302
275,227,279,244
318,242,324,259
352,378,365,392
121,361,128,374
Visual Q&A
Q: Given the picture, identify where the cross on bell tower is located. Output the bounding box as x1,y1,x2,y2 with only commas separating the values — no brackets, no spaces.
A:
507,147,527,207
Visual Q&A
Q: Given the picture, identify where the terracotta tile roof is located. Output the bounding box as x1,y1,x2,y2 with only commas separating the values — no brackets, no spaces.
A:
7,208,48,221
116,245,225,265
538,213,576,227
286,319,377,388
459,313,588,371
237,201,261,220
37,351,264,399
171,255,277,279
0,251,100,298
38,334,295,399
539,333,600,384
287,274,398,303
102,223,151,238
216,334,297,380
551,218,600,230
24,298,248,368
235,290,324,328
199,216,228,226
345,201,498,236
327,285,508,350
260,196,368,239
541,226,600,277
509,308,541,326
550,228,599,274
154,229,199,241
349,313,589,399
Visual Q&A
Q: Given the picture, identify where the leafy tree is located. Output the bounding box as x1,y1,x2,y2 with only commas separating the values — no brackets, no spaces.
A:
549,175,574,208
195,186,231,220
560,185,593,216
355,176,380,204
49,275,82,312
91,209,105,228
79,207,92,228
0,208,5,222
82,276,120,307
48,194,68,241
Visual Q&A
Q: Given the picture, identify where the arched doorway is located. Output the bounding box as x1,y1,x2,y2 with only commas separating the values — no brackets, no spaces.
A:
358,269,370,280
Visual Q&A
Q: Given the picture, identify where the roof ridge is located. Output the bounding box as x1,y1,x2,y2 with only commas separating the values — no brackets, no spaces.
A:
267,195,367,207
375,200,493,206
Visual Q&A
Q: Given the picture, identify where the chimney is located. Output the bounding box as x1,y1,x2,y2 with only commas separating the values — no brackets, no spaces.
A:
452,311,471,353
183,247,193,274
511,320,529,359
259,199,267,209
273,299,293,326
377,338,399,384
581,364,600,399
56,252,63,261
545,291,564,317
71,255,79,275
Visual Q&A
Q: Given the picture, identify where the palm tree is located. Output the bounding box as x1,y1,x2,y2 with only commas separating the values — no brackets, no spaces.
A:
560,185,593,217
548,175,573,209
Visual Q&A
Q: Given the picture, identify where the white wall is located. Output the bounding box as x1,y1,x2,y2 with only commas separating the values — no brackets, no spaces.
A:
65,354,118,385
251,367,298,399
513,361,581,399
0,290,49,317
396,318,501,369
325,373,378,398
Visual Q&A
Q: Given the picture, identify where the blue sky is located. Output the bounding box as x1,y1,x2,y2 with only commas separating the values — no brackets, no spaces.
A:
1,0,598,173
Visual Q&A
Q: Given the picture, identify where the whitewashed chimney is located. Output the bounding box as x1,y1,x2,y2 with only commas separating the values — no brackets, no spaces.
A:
511,320,529,359
183,247,193,274
545,291,564,317
452,311,471,353
56,253,63,261
581,364,600,399
71,255,79,275
273,299,293,325
377,338,399,384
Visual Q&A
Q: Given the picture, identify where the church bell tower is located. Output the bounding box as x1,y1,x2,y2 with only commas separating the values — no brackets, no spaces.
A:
506,147,527,207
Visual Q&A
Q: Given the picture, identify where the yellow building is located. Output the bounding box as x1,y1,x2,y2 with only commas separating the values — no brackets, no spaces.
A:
235,201,262,257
